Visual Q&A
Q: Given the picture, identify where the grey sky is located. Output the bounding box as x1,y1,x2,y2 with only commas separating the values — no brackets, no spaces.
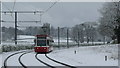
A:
2,2,104,28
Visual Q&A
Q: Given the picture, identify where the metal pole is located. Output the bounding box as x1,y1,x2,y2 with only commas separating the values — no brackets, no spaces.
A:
103,36,105,44
15,12,17,45
67,28,69,48
40,13,42,24
78,30,80,47
58,27,60,49
2,11,44,45
49,24,50,35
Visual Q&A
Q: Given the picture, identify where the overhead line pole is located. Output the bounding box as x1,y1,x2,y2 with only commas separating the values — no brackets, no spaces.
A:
58,27,60,49
67,28,69,48
15,12,17,44
78,30,80,47
2,11,44,45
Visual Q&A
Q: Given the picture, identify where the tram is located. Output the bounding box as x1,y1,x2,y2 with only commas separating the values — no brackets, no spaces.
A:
34,34,54,53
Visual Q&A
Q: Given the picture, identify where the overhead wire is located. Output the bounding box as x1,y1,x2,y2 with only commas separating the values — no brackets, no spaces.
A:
15,3,43,26
44,0,60,13
2,3,14,19
2,1,60,28
40,0,60,24
12,0,16,12
11,0,16,17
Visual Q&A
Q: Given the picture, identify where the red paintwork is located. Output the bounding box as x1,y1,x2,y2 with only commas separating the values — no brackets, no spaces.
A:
36,35,49,37
34,47,49,52
34,34,53,53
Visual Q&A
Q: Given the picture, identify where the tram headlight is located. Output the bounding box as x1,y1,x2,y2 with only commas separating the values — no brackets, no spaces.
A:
44,48,46,49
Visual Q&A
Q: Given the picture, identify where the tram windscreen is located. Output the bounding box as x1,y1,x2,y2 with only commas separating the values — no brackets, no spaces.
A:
37,40,46,46
37,37,46,39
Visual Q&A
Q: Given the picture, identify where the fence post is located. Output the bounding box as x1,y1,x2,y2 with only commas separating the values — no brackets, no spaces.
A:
105,56,107,61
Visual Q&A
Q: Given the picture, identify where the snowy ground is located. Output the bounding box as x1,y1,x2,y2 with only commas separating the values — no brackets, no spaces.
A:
48,44,118,66
0,44,118,67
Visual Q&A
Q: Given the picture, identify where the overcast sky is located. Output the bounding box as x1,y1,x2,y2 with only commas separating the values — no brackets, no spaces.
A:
2,2,104,28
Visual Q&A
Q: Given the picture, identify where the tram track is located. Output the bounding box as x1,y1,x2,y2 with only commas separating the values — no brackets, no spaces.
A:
4,51,26,68
35,53,55,68
35,53,76,68
3,51,32,68
4,51,76,68
18,51,33,68
45,54,76,68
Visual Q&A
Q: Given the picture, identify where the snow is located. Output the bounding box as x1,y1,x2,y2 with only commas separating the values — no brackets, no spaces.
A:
48,44,118,66
1,44,118,67
53,38,75,43
37,54,63,66
17,35,35,39
15,52,46,66
17,35,35,43
2,50,30,66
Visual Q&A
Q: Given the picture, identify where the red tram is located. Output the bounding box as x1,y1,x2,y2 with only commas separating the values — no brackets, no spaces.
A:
34,34,54,53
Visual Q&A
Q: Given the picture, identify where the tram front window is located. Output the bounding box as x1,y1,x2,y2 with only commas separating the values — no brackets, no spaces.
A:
37,40,46,46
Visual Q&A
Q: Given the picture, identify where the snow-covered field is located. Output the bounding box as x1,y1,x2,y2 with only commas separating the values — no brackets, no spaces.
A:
48,44,118,66
0,44,118,68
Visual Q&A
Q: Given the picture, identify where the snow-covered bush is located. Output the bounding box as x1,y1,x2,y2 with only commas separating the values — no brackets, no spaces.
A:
90,44,118,60
2,45,34,52
52,42,103,47
0,45,2,53
109,53,118,60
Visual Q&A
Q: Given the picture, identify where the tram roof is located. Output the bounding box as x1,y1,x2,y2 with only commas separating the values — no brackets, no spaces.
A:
35,34,53,41
36,34,49,37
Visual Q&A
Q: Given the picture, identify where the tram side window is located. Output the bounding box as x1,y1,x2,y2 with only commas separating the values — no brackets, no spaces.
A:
47,40,54,46
49,40,54,46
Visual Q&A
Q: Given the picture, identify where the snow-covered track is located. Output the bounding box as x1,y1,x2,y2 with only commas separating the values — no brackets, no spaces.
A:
18,51,33,68
3,51,27,68
35,53,55,68
45,54,76,68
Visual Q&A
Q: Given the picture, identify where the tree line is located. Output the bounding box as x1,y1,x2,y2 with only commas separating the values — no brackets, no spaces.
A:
98,2,120,44
2,22,105,44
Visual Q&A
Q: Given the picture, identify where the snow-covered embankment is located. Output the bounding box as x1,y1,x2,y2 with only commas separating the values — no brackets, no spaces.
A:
49,44,118,66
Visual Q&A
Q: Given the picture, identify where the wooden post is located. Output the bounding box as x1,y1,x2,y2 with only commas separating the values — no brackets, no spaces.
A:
74,50,76,54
